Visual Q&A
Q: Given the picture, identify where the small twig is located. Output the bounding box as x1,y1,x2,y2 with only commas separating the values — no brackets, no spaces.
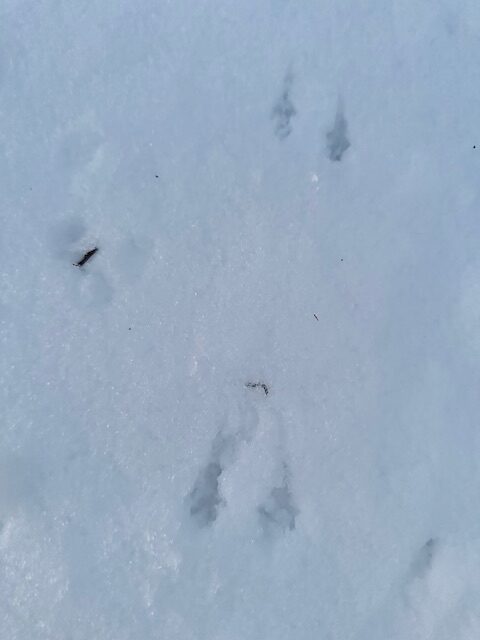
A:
74,247,98,267
245,382,269,396
313,314,319,321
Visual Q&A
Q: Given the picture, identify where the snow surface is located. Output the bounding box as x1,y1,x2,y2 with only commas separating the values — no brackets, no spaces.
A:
2,1,480,638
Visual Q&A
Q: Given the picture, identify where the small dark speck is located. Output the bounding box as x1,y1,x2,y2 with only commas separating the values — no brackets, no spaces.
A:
155,175,159,178
474,146,476,149
314,314,319,321
341,258,344,262
128,327,131,331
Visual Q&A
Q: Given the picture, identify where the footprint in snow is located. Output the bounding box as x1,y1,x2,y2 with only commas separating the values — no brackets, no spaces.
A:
326,105,350,161
188,461,224,528
187,430,238,528
187,395,262,529
408,537,438,581
272,71,296,140
258,469,298,535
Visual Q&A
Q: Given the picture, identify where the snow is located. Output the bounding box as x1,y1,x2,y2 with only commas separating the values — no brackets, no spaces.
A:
2,1,480,638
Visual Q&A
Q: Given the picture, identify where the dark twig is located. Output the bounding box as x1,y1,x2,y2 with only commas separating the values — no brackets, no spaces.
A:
74,247,98,267
245,382,269,396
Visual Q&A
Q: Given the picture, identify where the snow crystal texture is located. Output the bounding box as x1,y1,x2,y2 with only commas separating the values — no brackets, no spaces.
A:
2,1,480,638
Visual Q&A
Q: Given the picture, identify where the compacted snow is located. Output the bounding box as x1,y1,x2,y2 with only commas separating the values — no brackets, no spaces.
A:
2,1,480,638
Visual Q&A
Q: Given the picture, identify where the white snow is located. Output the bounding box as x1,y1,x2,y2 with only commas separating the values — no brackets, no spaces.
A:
2,1,480,638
